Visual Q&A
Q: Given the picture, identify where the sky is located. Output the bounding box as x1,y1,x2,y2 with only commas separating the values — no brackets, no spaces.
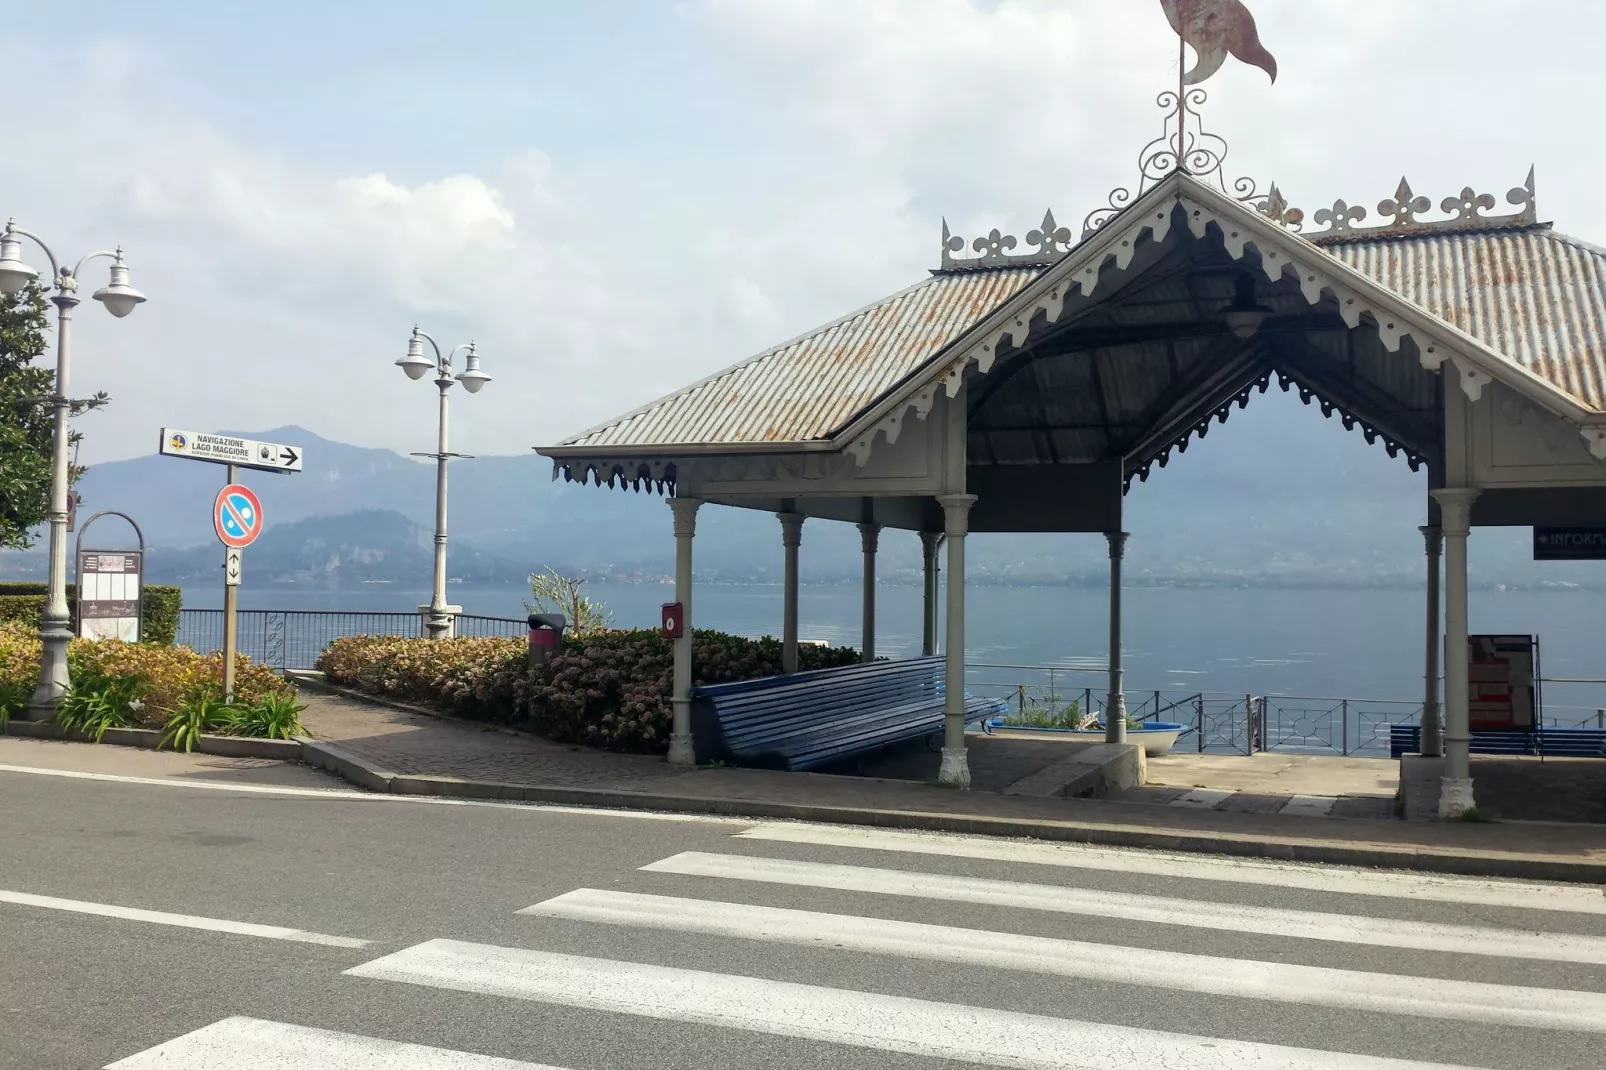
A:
6,0,1604,468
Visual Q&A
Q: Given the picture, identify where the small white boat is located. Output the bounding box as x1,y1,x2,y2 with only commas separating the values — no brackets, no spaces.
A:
983,719,1191,756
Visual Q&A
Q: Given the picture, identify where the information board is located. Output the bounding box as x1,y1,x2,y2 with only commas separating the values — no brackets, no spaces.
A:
76,551,143,641
1467,634,1537,731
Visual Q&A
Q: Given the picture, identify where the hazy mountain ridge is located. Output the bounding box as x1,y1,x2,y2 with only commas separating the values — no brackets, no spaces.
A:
4,394,1599,589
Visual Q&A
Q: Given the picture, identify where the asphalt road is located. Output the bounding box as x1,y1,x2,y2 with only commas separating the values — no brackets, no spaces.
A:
3,751,1606,1069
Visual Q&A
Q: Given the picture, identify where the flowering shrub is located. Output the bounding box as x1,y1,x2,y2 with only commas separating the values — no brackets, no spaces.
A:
0,620,293,729
317,629,860,754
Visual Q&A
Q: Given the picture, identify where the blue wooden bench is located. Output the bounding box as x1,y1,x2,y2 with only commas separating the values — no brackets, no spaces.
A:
1390,723,1606,759
691,656,1007,771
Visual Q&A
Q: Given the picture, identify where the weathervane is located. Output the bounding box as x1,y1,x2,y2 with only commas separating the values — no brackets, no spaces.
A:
941,1,1286,269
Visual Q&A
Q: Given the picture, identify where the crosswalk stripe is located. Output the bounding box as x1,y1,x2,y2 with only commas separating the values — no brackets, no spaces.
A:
736,823,1606,915
643,852,1606,964
0,888,370,948
347,939,1482,1069
103,1015,566,1069
522,888,1606,1033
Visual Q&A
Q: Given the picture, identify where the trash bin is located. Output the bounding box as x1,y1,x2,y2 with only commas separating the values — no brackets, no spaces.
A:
527,613,567,667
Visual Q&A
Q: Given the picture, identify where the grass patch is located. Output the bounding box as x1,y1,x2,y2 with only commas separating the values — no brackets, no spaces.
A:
1457,805,1498,823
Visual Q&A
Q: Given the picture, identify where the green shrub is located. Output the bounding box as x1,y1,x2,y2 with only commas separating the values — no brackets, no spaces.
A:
224,693,307,740
56,673,145,741
317,629,860,754
160,693,236,753
0,619,294,730
0,583,183,644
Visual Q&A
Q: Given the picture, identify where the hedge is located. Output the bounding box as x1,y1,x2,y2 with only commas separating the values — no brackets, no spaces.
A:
0,620,291,727
317,629,861,754
0,583,183,645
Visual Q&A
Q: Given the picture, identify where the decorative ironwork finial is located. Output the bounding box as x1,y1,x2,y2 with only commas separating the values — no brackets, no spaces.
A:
1304,167,1540,243
938,208,1076,271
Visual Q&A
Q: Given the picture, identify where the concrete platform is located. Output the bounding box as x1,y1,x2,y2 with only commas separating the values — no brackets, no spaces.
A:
1401,753,1606,823
1144,752,1400,797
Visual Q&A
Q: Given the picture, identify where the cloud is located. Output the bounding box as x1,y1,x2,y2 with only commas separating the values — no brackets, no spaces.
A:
9,2,1606,474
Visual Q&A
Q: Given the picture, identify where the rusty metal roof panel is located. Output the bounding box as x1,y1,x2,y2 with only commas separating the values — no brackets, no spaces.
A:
1325,227,1606,411
559,267,1043,449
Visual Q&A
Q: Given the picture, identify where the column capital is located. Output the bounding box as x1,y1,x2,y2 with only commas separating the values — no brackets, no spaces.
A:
857,521,882,554
778,511,805,547
1429,488,1480,535
937,494,977,538
919,530,943,553
1419,524,1443,555
1105,530,1130,559
669,496,702,536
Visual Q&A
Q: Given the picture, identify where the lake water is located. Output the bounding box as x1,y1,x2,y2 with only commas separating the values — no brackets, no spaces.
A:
181,581,1606,722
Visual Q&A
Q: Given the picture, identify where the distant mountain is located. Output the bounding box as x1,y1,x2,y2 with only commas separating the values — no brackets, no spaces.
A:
141,509,529,586
4,399,1594,589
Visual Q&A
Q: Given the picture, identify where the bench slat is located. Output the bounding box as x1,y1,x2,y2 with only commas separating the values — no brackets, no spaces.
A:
692,658,1003,771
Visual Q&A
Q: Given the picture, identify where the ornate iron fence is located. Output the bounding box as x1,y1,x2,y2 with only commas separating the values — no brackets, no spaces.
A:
176,609,526,670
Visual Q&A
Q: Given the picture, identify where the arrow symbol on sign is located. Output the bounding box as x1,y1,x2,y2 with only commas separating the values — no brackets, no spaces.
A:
282,447,299,468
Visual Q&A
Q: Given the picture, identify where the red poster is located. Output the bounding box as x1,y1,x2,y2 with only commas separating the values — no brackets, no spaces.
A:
1467,635,1536,731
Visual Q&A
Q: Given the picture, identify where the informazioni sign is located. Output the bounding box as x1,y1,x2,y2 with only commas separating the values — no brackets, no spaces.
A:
1533,527,1606,561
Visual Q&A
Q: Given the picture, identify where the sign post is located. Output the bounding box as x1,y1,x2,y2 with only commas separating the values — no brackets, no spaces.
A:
161,427,300,704
214,475,264,702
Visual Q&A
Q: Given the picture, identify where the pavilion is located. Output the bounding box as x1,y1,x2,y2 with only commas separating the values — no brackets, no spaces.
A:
536,101,1606,818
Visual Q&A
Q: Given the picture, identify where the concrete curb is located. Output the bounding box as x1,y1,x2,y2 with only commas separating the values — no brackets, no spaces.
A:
2,718,302,760
284,734,1606,885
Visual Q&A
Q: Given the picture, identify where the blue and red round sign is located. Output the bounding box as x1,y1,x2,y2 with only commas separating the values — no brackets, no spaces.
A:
214,484,264,549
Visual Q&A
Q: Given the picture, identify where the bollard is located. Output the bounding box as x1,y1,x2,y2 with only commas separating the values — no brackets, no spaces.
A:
527,613,567,668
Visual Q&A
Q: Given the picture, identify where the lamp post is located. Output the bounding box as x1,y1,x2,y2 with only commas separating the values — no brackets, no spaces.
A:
397,326,489,639
0,220,145,719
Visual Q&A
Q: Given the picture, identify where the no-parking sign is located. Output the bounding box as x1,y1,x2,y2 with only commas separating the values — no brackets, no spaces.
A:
214,484,264,549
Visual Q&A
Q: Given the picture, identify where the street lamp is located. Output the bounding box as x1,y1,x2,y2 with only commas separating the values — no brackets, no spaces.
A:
0,219,146,718
397,326,490,639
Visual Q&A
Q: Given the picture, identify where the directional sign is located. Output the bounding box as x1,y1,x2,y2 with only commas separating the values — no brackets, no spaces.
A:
214,484,264,549
161,428,303,473
1534,527,1606,561
224,547,242,587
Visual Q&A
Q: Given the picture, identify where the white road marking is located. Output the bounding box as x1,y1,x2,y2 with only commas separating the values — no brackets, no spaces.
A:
0,889,370,948
347,939,1481,1069
1171,787,1236,809
524,888,1606,1033
104,1016,566,1068
1280,795,1339,817
737,822,1606,914
644,852,1606,964
0,762,742,825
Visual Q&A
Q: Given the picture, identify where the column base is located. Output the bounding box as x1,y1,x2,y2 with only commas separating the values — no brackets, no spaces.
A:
938,746,971,789
1437,776,1475,819
667,732,696,767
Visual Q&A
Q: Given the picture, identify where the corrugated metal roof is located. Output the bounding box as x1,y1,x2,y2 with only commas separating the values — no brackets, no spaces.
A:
559,267,1042,449
1324,226,1606,411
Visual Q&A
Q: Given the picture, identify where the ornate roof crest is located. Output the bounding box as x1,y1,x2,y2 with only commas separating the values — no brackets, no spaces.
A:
1278,169,1539,243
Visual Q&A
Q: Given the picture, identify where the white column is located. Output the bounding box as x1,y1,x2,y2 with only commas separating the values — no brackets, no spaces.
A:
668,497,702,766
919,531,942,657
779,511,804,674
1431,488,1479,817
1105,531,1129,744
858,522,881,662
937,495,976,788
1419,523,1444,758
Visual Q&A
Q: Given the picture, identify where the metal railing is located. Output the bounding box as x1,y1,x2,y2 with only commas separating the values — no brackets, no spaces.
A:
967,663,1605,758
176,609,526,670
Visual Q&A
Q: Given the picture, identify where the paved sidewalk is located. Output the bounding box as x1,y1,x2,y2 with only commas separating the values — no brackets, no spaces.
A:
293,689,1606,882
